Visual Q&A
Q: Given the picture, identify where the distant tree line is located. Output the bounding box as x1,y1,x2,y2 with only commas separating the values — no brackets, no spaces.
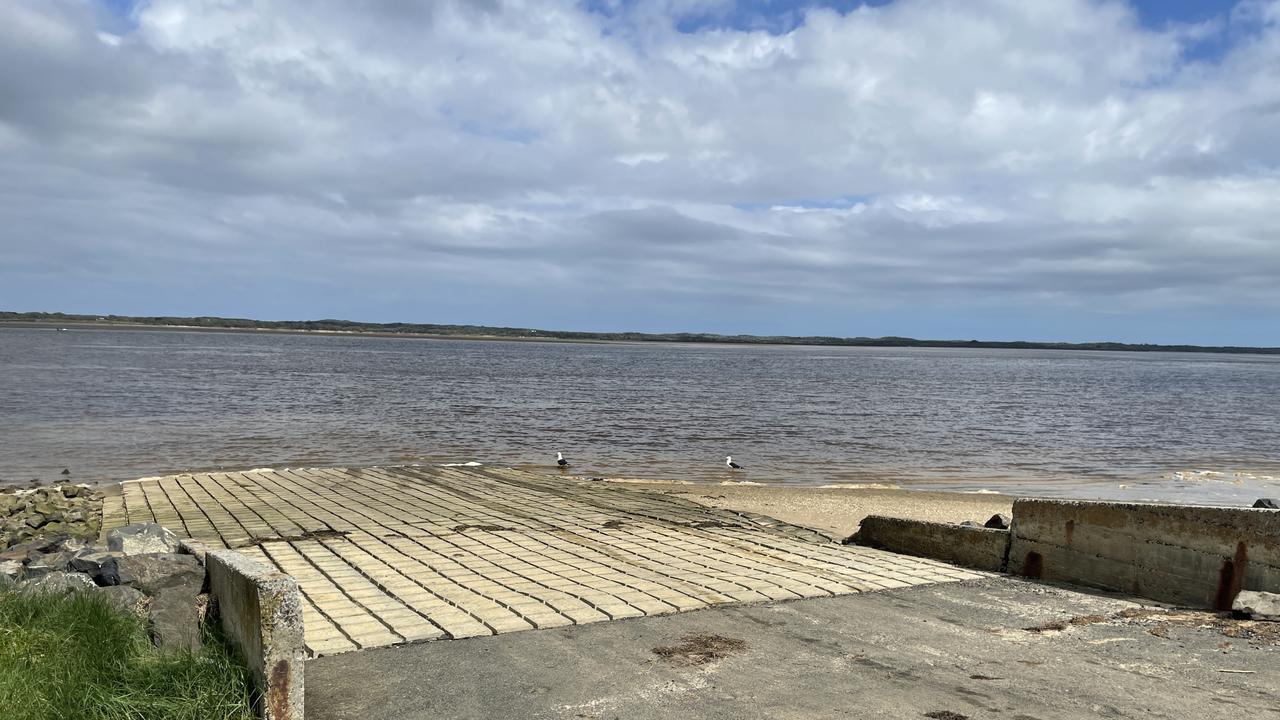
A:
2,311,1277,354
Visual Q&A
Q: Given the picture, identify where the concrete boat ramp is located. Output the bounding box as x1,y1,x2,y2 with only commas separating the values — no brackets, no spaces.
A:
104,466,986,656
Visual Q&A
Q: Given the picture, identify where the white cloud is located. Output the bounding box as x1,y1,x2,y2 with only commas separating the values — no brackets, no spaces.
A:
1,0,1279,335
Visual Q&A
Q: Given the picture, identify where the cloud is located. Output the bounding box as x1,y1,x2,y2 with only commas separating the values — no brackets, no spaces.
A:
1,0,1278,341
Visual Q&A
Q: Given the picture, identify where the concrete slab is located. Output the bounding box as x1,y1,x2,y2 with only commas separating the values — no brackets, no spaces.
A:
306,578,1280,720
110,466,987,656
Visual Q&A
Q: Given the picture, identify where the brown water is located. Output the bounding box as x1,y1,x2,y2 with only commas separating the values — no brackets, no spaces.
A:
2,326,1278,504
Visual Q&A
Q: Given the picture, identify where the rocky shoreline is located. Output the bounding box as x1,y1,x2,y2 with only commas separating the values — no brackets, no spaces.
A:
1,523,208,652
1,482,104,547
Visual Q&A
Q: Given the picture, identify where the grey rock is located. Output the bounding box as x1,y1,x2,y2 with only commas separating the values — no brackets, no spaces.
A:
102,553,204,595
959,520,981,527
149,586,203,652
984,513,1012,530
1,535,68,561
108,523,179,556
22,551,75,580
1233,591,1280,622
23,570,96,594
69,549,125,584
0,559,21,584
97,584,149,618
1253,498,1279,510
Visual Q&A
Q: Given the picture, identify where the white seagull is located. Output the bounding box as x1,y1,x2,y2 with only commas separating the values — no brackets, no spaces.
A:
557,452,569,468
725,456,743,470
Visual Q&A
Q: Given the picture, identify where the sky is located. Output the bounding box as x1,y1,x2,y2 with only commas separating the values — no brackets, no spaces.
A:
1,0,1278,344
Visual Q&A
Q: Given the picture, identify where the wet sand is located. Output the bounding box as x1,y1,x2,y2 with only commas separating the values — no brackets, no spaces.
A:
608,480,1014,539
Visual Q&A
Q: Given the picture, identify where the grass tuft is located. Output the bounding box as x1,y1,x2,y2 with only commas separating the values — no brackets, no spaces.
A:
0,586,255,720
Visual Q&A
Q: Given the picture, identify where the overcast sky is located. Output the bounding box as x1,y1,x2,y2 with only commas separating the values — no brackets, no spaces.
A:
2,0,1277,344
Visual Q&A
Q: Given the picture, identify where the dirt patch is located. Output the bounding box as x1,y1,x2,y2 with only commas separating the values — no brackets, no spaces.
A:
924,712,970,720
1024,608,1280,645
1023,613,1108,633
451,524,512,533
652,633,747,666
601,520,625,529
685,520,737,529
238,529,349,546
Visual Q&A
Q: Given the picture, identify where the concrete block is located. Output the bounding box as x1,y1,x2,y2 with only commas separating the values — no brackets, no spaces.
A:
207,549,304,720
849,516,1011,572
1008,499,1280,610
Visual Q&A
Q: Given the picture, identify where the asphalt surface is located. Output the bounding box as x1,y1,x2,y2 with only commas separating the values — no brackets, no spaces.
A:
307,577,1279,719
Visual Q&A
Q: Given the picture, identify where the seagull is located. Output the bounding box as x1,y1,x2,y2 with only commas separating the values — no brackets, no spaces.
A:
725,456,743,470
557,452,569,468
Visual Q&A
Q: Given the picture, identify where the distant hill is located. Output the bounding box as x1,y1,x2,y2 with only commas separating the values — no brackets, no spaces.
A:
2,311,1277,354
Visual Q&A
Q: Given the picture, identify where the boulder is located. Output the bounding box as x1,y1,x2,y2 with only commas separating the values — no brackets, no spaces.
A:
1233,590,1280,622
1253,498,1279,510
0,559,21,584
148,586,203,651
97,585,149,618
107,523,179,556
61,484,84,498
69,549,125,585
22,551,75,580
984,513,1012,530
23,570,96,595
101,553,204,595
1,535,69,562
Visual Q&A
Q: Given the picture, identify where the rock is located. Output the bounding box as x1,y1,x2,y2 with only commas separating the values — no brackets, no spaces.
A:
108,523,179,556
0,559,21,584
0,494,15,515
959,520,981,527
1253,498,1279,510
61,469,70,475
23,570,96,594
22,551,75,580
97,585,149,618
148,586,203,651
984,513,1012,530
1,535,68,561
69,549,125,584
1233,591,1280,622
24,514,47,529
101,553,204,595
61,484,83,498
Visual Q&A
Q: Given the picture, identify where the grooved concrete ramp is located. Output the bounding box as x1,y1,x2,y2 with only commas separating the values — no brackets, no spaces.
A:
103,467,987,656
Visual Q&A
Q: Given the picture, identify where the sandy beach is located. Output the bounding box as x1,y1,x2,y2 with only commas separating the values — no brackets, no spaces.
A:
608,480,1014,540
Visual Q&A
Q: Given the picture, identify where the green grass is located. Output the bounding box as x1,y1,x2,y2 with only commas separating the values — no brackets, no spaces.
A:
0,586,255,720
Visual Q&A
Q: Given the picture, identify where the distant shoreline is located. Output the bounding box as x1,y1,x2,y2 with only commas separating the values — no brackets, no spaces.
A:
2,312,1278,354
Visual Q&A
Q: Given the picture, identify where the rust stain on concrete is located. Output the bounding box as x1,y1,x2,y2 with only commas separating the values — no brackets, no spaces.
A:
269,660,291,720
1214,542,1248,611
1022,551,1043,579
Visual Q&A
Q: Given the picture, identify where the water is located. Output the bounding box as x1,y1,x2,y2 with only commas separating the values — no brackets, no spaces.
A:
2,326,1278,504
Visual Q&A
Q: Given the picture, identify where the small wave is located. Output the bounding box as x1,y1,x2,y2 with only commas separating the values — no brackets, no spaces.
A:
719,480,764,486
439,461,483,467
244,467,276,473
603,478,693,485
818,483,901,490
964,489,1002,495
1170,470,1278,484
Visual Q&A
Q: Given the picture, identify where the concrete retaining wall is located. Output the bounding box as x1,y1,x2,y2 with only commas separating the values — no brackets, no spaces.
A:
1008,499,1280,610
207,549,305,720
852,515,1011,572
